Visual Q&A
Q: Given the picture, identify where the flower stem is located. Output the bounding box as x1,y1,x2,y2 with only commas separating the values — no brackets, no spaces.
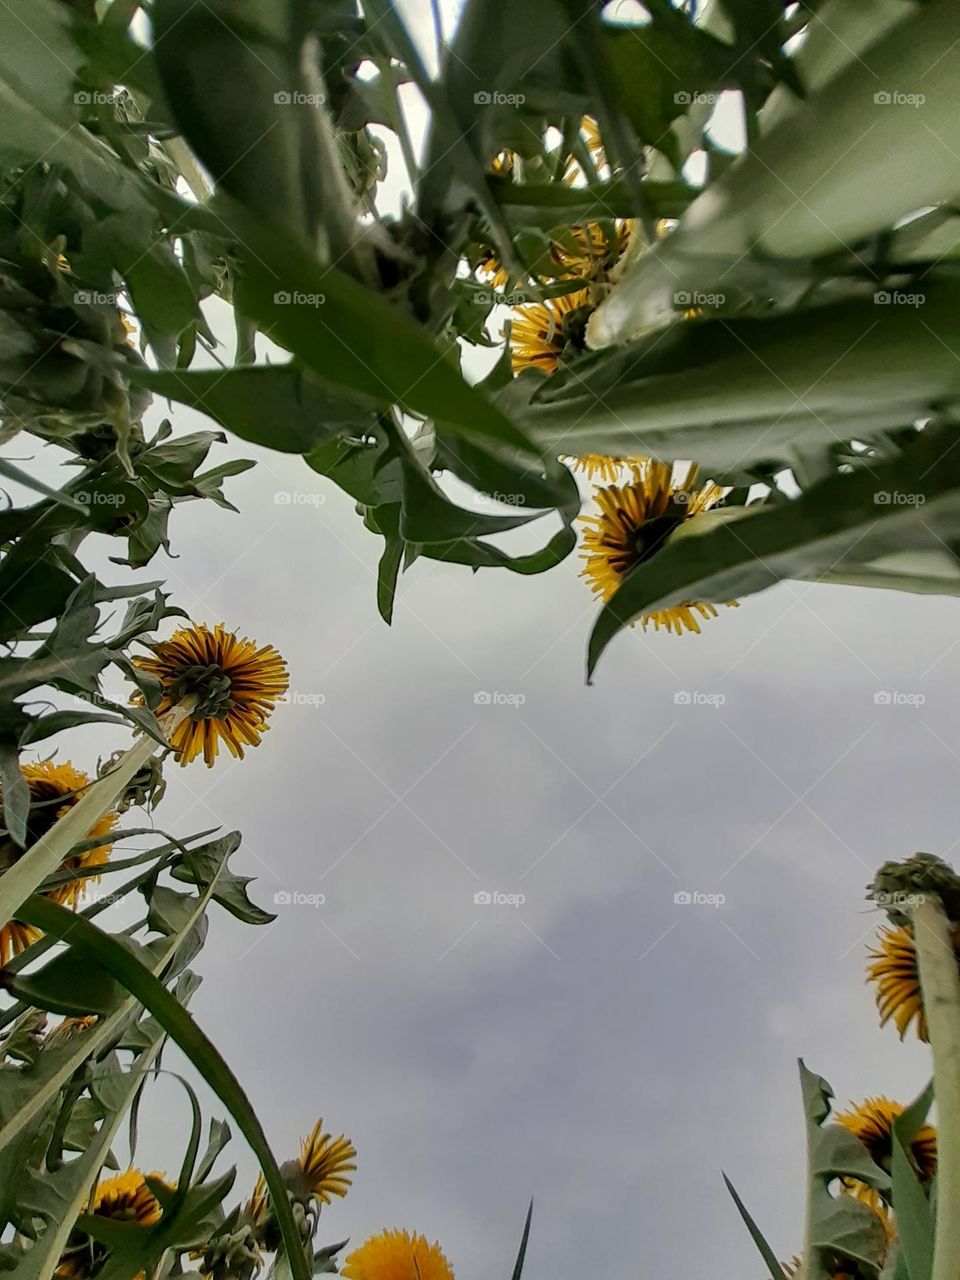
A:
911,895,960,1280
0,701,193,931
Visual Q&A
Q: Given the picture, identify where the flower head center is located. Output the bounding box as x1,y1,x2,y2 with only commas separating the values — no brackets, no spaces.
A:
629,503,688,565
559,304,593,354
169,664,235,720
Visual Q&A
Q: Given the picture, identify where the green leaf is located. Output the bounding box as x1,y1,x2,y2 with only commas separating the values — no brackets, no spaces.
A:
491,176,696,228
150,0,306,233
511,284,960,474
891,1083,935,1280
798,1062,890,1277
195,1118,232,1184
384,418,545,543
0,559,76,642
724,1175,787,1280
305,431,403,506
510,1201,534,1280
146,886,204,938
2,949,124,1018
169,833,273,926
0,461,86,512
0,0,82,124
134,364,377,455
368,504,405,626
80,210,200,367
18,896,310,1280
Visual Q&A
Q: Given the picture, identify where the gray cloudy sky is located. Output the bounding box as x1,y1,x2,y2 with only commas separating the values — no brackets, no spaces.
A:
20,0,960,1276
69,415,957,1280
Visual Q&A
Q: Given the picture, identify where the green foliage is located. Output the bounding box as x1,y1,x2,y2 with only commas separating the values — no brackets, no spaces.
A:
3,0,953,676
2,5,960,1280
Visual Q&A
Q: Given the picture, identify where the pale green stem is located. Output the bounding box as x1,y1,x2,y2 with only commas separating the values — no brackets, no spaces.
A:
0,702,193,932
911,896,960,1280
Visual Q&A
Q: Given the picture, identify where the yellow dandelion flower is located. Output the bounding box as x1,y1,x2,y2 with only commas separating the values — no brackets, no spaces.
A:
251,1117,356,1218
297,1119,356,1203
131,623,287,767
549,220,633,282
57,1170,172,1277
245,1175,270,1231
342,1230,454,1280
90,1170,170,1224
475,247,512,292
836,1097,936,1214
118,312,137,347
836,1096,937,1179
1,761,117,965
488,150,515,177
46,1015,99,1045
508,288,593,375
579,460,739,634
561,453,636,484
563,115,609,181
581,116,606,165
246,1118,355,1241
866,923,960,1041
